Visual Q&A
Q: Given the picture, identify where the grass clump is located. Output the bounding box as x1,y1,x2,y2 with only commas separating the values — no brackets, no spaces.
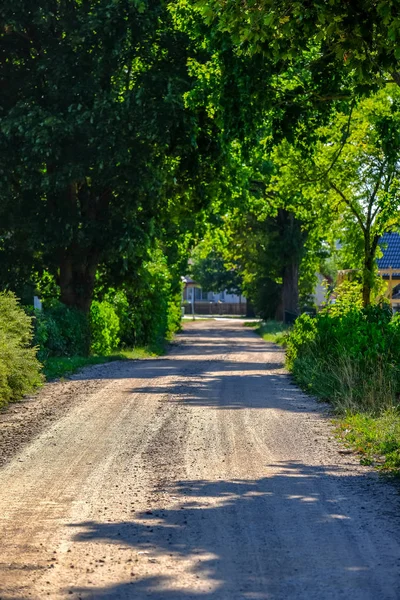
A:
337,410,400,472
246,319,289,345
0,292,43,408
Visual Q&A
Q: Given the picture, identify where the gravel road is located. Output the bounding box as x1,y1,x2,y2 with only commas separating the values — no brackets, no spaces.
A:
0,320,400,600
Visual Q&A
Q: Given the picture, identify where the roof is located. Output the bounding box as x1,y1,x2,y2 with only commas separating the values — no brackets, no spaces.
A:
377,232,400,269
181,276,199,285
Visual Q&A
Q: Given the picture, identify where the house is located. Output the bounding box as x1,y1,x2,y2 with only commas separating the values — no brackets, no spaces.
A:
336,231,400,309
182,277,246,315
377,232,400,310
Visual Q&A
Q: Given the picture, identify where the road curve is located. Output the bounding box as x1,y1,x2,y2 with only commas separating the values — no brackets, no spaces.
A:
0,320,399,599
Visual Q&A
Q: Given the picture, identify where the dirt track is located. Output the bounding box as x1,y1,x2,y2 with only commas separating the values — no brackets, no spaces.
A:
0,320,400,599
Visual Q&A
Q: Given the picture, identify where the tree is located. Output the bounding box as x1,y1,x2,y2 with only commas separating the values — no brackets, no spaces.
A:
197,0,400,89
0,1,221,312
190,246,243,294
274,86,400,306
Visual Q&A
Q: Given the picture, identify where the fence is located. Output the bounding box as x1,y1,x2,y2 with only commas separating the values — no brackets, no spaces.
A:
183,302,247,316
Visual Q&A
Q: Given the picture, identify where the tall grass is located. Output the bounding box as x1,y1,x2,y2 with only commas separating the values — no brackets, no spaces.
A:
292,351,398,415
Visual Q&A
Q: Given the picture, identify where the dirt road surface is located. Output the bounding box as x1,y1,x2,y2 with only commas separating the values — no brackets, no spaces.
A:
0,320,400,599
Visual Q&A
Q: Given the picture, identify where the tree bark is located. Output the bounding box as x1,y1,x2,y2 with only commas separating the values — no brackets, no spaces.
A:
275,210,303,323
59,247,100,314
282,261,300,322
362,254,374,307
58,182,110,314
362,234,379,308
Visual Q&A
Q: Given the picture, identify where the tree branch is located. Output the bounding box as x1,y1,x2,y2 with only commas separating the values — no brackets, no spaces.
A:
367,160,386,227
328,180,366,233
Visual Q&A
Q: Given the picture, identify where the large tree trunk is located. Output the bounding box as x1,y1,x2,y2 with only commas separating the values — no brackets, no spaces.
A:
274,210,303,323
274,295,284,322
58,182,110,313
274,262,300,322
59,247,100,314
282,261,299,322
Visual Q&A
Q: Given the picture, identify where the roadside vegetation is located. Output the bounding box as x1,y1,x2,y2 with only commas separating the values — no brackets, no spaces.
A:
244,320,289,345
0,293,43,409
0,288,171,409
2,0,400,475
284,286,400,473
43,347,162,381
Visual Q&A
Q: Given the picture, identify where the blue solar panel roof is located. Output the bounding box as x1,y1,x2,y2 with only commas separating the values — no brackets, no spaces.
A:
377,232,400,269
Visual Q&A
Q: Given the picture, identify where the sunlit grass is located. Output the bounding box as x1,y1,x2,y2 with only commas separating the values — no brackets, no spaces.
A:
249,319,290,345
336,409,400,474
43,346,163,380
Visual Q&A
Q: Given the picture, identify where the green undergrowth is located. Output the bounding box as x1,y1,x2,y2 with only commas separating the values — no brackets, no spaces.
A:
43,346,164,380
245,320,289,345
336,410,400,473
283,295,400,475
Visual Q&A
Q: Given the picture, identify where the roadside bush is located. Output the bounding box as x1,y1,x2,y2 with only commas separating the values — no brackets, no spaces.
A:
127,250,182,350
103,290,135,348
167,290,184,341
286,304,400,414
33,300,90,360
0,292,42,407
90,300,120,355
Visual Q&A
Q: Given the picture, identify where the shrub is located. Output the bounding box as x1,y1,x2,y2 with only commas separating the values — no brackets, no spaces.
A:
0,292,42,407
90,300,120,355
33,300,90,359
126,249,182,350
103,290,135,348
286,304,400,414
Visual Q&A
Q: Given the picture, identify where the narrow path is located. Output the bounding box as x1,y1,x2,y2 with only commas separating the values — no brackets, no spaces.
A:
0,320,399,599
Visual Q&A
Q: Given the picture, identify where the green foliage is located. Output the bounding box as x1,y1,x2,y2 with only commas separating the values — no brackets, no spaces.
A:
104,248,183,351
191,247,243,294
197,0,400,91
255,320,289,344
90,301,120,356
0,0,223,312
337,410,400,473
0,292,42,407
325,280,363,316
102,290,135,348
272,86,400,306
33,301,90,360
286,305,400,413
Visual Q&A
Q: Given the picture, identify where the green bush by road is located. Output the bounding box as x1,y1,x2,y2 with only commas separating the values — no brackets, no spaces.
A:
0,292,43,409
285,302,400,473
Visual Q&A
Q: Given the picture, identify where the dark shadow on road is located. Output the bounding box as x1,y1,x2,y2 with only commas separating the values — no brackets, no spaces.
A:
63,461,400,599
69,325,310,411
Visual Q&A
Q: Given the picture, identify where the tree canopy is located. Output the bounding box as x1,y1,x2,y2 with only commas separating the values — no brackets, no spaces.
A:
1,0,400,332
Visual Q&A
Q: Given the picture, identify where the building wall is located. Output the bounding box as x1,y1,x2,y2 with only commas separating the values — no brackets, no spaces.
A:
183,286,245,304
